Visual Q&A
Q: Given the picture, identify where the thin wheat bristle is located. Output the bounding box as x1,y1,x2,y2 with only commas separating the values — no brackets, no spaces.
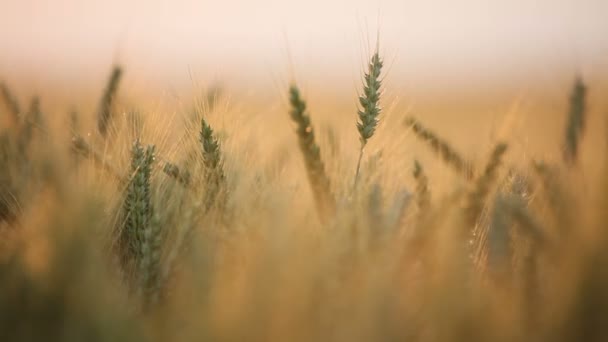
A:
288,85,336,222
563,77,586,165
405,116,474,180
97,66,123,137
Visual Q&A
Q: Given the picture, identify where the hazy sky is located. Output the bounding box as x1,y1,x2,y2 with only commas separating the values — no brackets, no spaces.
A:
1,0,607,92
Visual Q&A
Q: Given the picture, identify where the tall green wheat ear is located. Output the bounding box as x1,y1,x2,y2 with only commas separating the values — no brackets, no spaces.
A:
354,52,383,188
404,116,474,180
288,85,336,222
199,116,225,209
0,82,20,123
121,140,158,296
97,66,123,137
563,77,586,165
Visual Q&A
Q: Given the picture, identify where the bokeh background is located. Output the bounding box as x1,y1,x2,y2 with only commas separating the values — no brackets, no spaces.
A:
2,0,607,90
1,0,607,159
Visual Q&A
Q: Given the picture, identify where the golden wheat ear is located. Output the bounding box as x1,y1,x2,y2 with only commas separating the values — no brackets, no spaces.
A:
288,85,335,222
405,116,474,180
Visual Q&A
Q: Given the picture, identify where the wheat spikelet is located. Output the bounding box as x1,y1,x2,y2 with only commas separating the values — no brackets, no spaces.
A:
354,52,383,187
97,66,122,137
404,116,474,180
563,77,586,165
288,85,335,222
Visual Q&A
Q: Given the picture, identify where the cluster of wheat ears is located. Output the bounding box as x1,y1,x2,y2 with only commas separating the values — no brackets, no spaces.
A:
0,49,607,342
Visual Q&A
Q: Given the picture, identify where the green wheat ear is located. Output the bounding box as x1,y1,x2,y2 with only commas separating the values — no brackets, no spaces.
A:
356,52,383,145
121,139,160,303
404,116,474,180
354,52,383,188
288,85,335,222
97,66,123,137
199,116,225,209
563,77,586,165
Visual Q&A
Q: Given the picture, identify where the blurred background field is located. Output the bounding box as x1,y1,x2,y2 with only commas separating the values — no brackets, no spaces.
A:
2,1,608,341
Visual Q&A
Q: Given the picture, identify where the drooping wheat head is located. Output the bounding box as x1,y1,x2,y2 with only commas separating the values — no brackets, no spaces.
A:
405,116,474,180
288,85,336,222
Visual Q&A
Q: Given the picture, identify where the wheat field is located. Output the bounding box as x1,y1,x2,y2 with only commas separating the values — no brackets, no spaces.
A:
1,45,608,342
